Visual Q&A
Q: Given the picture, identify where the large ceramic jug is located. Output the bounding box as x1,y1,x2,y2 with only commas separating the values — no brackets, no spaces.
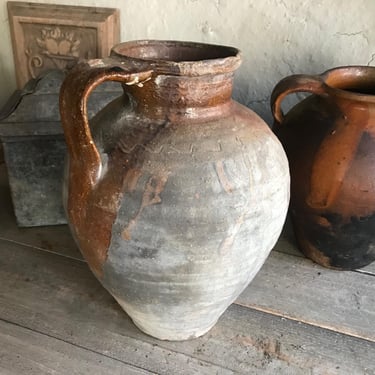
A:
60,40,289,340
271,66,375,270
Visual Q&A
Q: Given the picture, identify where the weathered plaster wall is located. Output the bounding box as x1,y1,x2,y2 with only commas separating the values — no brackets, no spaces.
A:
0,0,374,123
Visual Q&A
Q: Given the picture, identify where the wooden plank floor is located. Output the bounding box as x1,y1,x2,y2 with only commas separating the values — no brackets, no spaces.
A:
0,164,374,374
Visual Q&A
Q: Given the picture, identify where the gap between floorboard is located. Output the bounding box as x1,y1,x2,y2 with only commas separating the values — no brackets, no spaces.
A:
0,316,154,374
0,237,374,343
235,301,375,344
0,236,85,263
0,316,235,374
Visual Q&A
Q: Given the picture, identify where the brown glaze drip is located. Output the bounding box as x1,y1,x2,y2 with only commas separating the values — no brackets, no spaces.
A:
73,152,126,277
306,97,369,211
60,42,241,277
121,172,170,241
60,61,153,277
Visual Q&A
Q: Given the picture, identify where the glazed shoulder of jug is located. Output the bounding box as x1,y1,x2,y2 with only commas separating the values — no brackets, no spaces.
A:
60,40,290,341
271,66,375,270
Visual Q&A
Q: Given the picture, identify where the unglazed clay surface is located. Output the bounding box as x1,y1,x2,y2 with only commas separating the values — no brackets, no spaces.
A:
99,104,289,340
60,40,289,340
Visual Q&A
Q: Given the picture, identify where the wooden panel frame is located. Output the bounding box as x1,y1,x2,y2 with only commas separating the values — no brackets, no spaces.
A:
7,2,120,88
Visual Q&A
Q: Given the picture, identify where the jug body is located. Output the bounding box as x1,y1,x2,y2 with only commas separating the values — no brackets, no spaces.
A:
60,40,290,340
272,66,375,270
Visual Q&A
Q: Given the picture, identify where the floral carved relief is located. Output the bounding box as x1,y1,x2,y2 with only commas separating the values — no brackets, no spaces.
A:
26,27,81,78
8,2,120,88
22,24,97,80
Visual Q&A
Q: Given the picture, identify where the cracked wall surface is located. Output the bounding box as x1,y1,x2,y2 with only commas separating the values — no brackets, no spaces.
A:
0,0,374,124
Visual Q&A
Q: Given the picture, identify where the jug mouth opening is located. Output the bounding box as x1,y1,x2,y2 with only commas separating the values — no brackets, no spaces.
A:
111,40,241,76
323,66,375,101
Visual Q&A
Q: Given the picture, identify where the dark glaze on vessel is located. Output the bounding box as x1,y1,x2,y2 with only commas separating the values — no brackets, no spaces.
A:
60,40,289,340
271,66,375,270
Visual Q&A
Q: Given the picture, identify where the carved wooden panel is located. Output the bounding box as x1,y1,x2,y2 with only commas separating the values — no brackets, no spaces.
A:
7,2,120,88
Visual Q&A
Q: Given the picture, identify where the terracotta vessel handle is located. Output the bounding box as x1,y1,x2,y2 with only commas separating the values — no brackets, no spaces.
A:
271,73,366,210
271,74,327,126
60,59,153,186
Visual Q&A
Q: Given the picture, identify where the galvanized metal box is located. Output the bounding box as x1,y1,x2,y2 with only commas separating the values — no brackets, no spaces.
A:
0,70,122,227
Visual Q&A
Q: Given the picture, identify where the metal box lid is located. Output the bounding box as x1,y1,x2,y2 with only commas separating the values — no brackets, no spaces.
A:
0,69,122,138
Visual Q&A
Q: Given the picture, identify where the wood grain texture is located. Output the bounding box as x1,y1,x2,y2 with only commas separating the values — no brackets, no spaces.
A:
239,250,375,342
0,239,374,374
0,320,151,375
0,241,233,375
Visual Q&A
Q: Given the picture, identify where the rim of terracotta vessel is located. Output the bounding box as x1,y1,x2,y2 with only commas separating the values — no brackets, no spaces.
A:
322,66,375,103
110,39,242,76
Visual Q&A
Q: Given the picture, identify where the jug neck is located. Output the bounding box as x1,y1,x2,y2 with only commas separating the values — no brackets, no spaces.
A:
125,72,235,122
323,66,375,105
110,40,241,122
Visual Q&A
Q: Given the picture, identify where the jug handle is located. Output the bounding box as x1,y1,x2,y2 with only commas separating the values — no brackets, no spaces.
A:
270,74,362,210
270,74,327,126
60,59,153,186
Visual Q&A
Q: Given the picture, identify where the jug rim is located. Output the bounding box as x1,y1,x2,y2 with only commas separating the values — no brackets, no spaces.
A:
110,39,242,76
322,65,375,103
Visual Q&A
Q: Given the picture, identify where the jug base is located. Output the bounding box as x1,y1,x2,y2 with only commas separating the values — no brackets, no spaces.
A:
113,294,219,341
295,226,375,270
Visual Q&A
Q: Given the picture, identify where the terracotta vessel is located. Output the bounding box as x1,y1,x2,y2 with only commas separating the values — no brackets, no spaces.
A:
272,66,375,270
60,40,289,340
